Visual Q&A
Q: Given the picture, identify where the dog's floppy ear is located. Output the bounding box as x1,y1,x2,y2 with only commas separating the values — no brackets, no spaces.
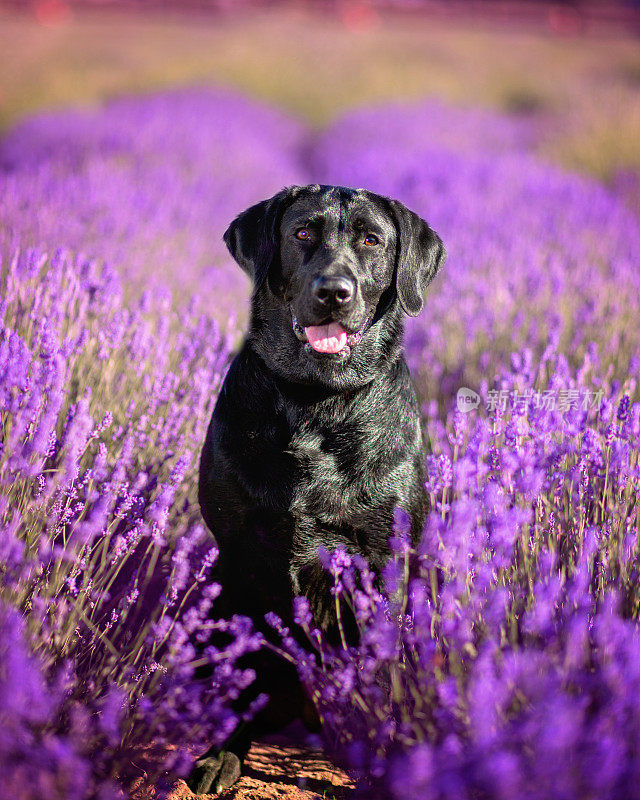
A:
387,199,446,317
223,186,303,290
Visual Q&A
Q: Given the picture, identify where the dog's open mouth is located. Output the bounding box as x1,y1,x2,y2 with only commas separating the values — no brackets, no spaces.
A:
292,316,363,358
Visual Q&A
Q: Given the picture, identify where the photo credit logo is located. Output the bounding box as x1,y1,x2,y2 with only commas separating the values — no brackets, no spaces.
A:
457,387,481,413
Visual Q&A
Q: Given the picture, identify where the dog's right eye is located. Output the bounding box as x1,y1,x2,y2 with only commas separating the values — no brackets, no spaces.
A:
295,228,311,241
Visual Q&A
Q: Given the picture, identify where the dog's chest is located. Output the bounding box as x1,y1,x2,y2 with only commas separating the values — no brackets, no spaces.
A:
288,427,344,494
287,427,359,522
285,409,418,525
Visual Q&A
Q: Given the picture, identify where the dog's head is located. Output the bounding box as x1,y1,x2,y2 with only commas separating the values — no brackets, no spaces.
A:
224,184,445,389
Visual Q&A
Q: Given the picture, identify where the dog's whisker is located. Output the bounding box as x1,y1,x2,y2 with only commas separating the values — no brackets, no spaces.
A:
292,315,308,342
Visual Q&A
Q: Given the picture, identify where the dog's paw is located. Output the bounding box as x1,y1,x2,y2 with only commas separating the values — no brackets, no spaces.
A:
186,750,242,795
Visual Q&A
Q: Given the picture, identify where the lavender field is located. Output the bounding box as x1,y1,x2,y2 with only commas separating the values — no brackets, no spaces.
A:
1,85,639,800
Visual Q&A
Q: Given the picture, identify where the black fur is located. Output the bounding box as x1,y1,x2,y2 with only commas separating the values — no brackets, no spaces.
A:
189,185,445,793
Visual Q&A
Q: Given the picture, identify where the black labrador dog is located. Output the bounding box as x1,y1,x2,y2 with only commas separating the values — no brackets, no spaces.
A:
189,184,445,794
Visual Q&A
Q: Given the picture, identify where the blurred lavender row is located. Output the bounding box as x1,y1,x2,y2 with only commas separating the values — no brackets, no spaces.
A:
0,89,306,305
1,89,639,798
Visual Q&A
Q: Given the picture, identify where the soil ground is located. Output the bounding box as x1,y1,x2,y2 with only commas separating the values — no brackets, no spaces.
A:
132,726,354,800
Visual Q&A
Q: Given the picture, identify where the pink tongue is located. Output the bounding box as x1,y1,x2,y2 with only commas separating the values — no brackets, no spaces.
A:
304,322,348,354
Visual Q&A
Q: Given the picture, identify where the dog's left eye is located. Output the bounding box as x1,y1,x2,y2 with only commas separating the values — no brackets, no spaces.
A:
363,234,379,246
295,228,311,240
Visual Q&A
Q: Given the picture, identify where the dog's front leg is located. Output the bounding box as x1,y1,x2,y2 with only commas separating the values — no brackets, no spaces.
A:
290,522,361,646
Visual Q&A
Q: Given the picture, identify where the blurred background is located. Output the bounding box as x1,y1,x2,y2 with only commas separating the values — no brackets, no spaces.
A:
1,0,639,194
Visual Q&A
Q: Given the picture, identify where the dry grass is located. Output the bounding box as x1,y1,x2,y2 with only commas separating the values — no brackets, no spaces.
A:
1,6,640,179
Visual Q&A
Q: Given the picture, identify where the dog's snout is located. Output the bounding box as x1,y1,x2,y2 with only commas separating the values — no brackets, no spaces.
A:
311,275,355,308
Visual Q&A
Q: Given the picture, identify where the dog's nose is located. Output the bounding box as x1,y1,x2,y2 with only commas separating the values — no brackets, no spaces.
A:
311,275,355,308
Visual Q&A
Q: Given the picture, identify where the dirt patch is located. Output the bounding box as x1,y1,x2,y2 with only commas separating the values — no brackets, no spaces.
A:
133,734,354,800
